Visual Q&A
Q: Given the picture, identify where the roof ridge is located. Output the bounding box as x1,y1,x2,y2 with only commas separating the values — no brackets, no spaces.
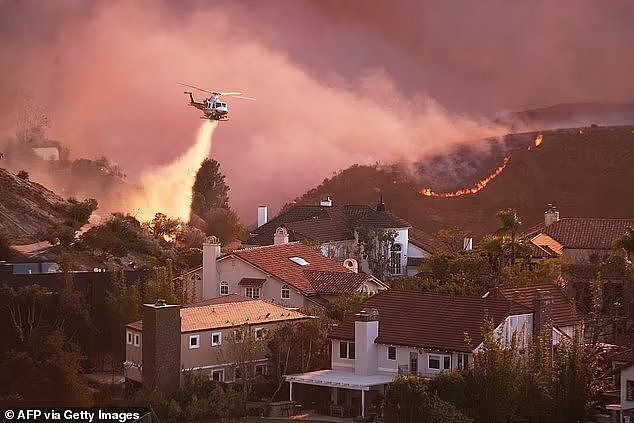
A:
233,242,302,253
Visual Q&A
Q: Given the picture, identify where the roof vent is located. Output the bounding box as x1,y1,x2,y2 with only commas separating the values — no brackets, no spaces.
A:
290,256,309,266
155,299,167,307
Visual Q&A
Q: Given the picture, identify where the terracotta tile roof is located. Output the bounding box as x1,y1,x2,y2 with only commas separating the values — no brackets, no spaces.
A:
531,218,634,250
231,242,364,294
238,277,266,287
184,294,255,307
304,270,374,294
494,284,582,328
247,204,409,246
127,299,309,333
528,243,559,258
408,226,441,253
609,347,634,365
329,290,530,352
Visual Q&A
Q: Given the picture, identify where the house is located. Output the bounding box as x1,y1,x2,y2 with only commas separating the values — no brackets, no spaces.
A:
527,205,634,264
179,236,387,308
606,348,634,422
285,288,582,418
246,198,426,278
124,295,310,392
406,226,442,275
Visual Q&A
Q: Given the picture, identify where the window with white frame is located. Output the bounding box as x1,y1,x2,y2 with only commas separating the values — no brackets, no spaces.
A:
220,281,229,295
387,346,397,360
255,364,267,376
245,287,260,299
126,331,133,345
211,332,222,346
254,327,265,341
428,354,451,370
457,353,469,368
133,333,141,347
389,243,403,274
359,284,370,294
281,285,290,299
211,369,224,382
339,341,355,359
189,334,200,349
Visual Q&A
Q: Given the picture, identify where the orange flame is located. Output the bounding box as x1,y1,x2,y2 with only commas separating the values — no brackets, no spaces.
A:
534,134,543,148
421,155,511,198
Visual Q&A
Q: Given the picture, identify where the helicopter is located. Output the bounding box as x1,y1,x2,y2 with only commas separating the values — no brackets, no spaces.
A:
178,82,255,121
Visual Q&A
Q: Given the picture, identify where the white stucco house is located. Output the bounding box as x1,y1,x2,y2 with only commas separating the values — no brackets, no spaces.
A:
285,287,582,419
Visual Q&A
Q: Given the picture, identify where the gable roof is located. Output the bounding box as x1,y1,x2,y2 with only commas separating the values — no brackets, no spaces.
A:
329,290,530,352
127,298,309,333
493,284,582,328
529,218,634,250
408,226,441,253
230,242,377,295
247,204,409,246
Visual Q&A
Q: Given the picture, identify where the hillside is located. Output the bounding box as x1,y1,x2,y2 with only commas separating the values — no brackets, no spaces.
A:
0,168,71,245
290,126,634,235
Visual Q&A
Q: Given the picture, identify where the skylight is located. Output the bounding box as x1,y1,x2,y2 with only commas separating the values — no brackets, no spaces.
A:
289,257,310,266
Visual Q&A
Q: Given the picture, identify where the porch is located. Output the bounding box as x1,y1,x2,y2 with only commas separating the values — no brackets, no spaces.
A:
284,370,394,420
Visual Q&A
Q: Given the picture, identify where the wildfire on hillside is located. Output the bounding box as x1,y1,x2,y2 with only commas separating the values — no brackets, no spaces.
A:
421,155,511,198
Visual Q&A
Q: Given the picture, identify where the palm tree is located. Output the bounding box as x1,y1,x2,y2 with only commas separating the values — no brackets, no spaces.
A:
615,227,634,261
495,209,523,264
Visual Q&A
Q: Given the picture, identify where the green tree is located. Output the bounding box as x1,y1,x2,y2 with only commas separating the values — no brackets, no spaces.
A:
616,227,634,261
495,208,523,264
324,291,370,321
202,207,247,244
105,271,141,358
190,158,230,219
355,225,397,280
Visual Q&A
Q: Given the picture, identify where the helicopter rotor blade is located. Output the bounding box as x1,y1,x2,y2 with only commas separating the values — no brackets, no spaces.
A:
177,82,214,94
232,95,256,101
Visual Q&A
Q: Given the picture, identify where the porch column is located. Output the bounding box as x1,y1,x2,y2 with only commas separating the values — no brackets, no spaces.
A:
289,381,293,402
361,389,365,418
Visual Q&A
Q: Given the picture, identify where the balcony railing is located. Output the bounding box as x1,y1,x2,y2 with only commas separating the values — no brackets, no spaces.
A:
397,364,447,379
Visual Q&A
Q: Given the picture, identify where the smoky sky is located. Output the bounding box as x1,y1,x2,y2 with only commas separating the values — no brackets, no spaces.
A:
1,0,633,220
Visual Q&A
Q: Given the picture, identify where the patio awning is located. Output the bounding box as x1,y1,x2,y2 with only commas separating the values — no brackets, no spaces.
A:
285,369,395,391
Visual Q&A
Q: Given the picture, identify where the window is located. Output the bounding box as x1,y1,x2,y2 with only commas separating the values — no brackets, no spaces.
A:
220,281,229,295
234,367,243,380
387,346,397,360
428,354,451,371
189,335,200,349
211,369,224,382
126,331,133,345
281,285,290,300
211,332,222,346
389,243,403,275
134,334,141,347
339,341,355,359
628,380,634,401
289,257,309,266
255,364,267,376
245,287,260,299
359,284,370,294
254,327,265,341
458,353,469,368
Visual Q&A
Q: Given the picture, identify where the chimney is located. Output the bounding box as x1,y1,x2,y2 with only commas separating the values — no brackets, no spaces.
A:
533,290,553,341
354,308,379,376
320,197,333,207
274,227,289,245
142,300,181,393
463,237,473,251
376,192,386,212
257,205,268,228
202,236,221,299
343,258,359,273
544,204,560,227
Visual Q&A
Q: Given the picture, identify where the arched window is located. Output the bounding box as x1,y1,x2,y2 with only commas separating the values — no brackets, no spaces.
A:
359,284,370,294
390,243,402,275
220,281,229,295
281,285,290,300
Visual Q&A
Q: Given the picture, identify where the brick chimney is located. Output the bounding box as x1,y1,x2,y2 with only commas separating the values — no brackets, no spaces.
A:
202,236,220,299
544,204,560,227
533,290,553,340
142,299,181,393
354,308,379,376
274,227,289,245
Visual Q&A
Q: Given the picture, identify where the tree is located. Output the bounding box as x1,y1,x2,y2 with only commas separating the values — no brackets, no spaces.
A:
145,212,182,242
16,170,29,180
325,292,371,321
495,208,523,264
355,225,397,280
202,207,247,244
616,227,634,261
105,271,141,358
190,158,230,219
66,197,98,229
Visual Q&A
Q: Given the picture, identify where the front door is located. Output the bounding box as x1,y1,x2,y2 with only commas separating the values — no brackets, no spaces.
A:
410,352,418,374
